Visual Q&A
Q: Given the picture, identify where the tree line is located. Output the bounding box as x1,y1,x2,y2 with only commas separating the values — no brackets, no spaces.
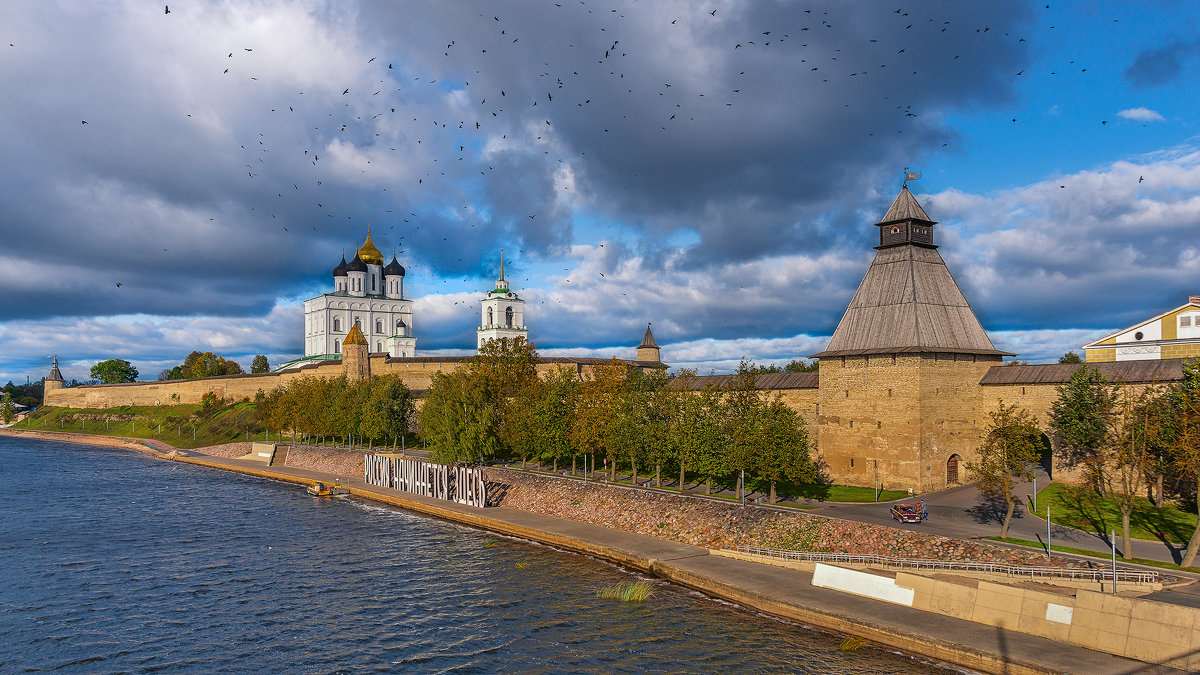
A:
257,374,414,450
971,359,1200,565
418,338,815,503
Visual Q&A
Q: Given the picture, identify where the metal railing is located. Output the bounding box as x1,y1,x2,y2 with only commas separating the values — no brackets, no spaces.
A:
733,545,1161,584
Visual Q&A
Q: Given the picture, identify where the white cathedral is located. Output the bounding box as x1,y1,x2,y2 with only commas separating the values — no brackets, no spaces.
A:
302,233,528,360
303,231,417,358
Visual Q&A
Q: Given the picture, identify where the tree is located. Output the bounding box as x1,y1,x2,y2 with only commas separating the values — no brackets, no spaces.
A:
968,401,1043,539
529,366,579,472
157,369,172,381
420,370,500,465
251,355,271,373
784,359,819,373
90,359,139,384
1058,351,1084,364
1048,365,1118,495
1112,387,1159,559
751,397,815,503
1165,360,1200,566
1,392,14,424
359,375,414,449
670,371,723,493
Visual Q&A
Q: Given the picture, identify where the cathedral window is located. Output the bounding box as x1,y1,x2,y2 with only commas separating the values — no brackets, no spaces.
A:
377,342,382,352
333,318,341,332
372,275,376,292
506,306,513,328
334,340,340,353
376,320,382,333
487,307,493,327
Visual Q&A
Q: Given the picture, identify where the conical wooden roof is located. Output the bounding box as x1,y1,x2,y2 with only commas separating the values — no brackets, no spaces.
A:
812,189,1010,358
344,323,367,345
639,323,658,349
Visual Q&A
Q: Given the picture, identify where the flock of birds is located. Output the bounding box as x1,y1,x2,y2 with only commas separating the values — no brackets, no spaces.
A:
48,2,1146,325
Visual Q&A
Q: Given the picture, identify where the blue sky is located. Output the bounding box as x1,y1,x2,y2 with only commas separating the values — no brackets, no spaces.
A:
2,0,1198,383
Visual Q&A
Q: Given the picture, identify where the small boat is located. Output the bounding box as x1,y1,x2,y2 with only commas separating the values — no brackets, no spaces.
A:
306,481,348,497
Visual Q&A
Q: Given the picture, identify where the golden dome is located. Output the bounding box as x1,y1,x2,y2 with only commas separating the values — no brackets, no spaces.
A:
357,230,384,265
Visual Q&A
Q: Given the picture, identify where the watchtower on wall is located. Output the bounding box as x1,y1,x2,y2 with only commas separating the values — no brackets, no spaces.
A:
44,356,65,396
811,185,1011,492
636,323,661,363
342,323,371,382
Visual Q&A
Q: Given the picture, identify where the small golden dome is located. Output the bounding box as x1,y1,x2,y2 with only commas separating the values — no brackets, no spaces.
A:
357,230,384,265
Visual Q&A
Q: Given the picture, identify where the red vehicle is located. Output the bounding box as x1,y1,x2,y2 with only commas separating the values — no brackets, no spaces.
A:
890,502,923,523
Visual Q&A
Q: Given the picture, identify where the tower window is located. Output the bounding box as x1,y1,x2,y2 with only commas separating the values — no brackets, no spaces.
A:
506,306,513,328
487,307,493,327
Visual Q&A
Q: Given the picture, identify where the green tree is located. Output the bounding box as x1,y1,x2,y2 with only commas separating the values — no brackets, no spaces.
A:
784,359,819,372
1057,351,1084,364
968,401,1043,538
1166,360,1200,566
669,371,723,493
752,397,815,503
1,392,14,424
420,370,500,464
571,360,625,480
90,359,139,384
530,366,579,472
1111,387,1159,559
1048,365,1118,495
358,375,414,449
251,355,271,373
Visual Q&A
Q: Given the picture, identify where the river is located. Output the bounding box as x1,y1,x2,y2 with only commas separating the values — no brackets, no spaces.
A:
0,435,950,673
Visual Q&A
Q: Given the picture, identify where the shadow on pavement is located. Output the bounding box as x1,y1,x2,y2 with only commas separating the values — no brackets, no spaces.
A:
965,493,1024,526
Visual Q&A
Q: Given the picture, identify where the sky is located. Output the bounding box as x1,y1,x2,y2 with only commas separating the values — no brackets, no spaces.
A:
2,0,1199,383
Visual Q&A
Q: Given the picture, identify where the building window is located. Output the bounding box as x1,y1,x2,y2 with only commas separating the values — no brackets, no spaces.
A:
376,320,382,333
372,275,376,292
487,307,493,327
355,317,361,328
334,340,340,353
1183,316,1193,327
376,342,382,352
506,306,513,328
333,318,341,332
1135,331,1144,340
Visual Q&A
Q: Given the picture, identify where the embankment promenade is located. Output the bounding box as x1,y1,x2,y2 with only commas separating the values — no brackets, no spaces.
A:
2,428,1185,675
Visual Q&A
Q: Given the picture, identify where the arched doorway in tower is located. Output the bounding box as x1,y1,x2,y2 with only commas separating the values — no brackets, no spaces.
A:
946,454,961,485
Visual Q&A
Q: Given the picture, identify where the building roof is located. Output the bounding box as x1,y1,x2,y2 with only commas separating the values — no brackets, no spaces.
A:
344,323,367,345
1081,297,1200,349
669,371,818,391
332,254,348,277
46,356,63,382
812,244,1010,358
979,359,1186,386
639,323,659,349
345,253,367,273
879,185,933,224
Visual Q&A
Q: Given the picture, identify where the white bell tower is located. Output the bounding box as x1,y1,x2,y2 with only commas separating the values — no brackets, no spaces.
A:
477,249,527,350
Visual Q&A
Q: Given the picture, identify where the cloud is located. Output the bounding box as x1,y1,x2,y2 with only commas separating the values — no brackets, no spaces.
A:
1117,107,1165,123
1123,40,1200,89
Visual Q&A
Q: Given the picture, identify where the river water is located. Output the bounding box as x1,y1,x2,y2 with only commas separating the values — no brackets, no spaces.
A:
0,436,948,674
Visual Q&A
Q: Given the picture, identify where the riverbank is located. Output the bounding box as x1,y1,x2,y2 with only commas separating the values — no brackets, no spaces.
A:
1,428,1173,675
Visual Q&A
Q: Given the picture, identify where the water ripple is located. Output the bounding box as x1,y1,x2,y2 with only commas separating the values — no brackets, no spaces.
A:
1,436,942,674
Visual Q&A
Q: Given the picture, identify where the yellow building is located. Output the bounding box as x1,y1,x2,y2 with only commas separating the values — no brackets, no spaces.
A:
1082,296,1200,362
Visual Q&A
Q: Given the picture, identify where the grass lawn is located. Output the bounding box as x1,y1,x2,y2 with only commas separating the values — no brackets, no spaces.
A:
1031,483,1197,547
14,403,269,450
987,536,1200,574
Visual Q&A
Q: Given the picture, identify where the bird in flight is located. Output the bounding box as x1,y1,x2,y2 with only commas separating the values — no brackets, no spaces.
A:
164,5,169,14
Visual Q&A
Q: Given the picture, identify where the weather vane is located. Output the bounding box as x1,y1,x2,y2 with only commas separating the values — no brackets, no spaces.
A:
903,168,922,187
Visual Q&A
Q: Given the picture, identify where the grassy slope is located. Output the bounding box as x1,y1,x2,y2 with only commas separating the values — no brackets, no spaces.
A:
14,403,266,449
1032,482,1198,546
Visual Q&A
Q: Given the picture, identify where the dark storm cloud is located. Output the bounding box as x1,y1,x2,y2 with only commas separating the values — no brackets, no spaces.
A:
1123,40,1200,89
359,0,1033,265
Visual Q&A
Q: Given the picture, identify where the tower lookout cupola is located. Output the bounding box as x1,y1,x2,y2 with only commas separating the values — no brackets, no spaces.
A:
44,355,65,396
876,185,936,249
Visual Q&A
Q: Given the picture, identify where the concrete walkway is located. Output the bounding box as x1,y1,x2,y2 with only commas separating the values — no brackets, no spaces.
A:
161,448,1178,675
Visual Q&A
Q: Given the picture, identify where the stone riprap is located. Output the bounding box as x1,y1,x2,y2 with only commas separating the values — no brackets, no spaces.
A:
482,468,1095,569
